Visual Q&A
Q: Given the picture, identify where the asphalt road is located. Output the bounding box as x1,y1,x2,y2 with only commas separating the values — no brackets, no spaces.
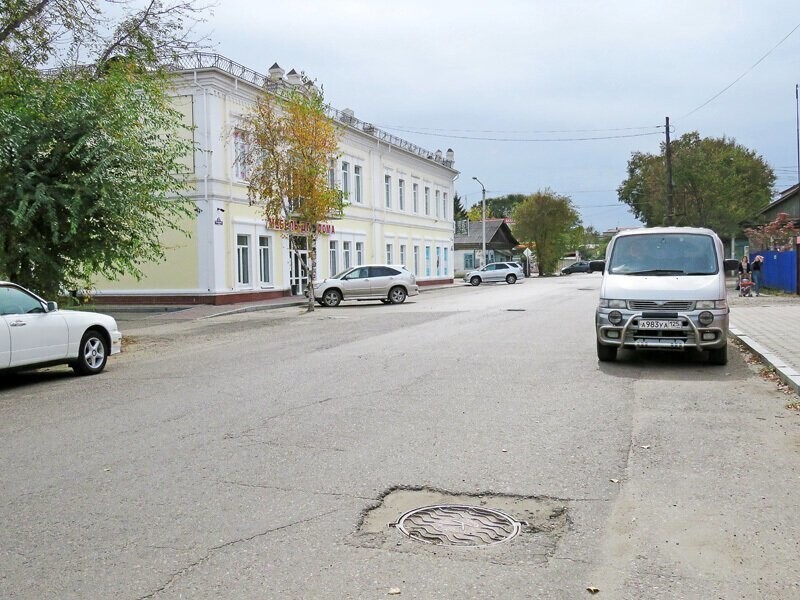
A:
1,275,799,599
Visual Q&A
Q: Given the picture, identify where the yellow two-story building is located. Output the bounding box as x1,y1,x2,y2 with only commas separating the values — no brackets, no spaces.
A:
94,54,458,305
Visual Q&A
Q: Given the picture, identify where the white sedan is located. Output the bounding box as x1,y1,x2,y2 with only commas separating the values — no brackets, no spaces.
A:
1,282,122,375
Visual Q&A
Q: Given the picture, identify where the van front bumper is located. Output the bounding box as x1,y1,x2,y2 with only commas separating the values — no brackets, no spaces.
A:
596,309,729,351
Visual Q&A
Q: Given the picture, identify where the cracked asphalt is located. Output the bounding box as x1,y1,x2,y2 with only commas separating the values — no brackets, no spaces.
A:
1,275,799,599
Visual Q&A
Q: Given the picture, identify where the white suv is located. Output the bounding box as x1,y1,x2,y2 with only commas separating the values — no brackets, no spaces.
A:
311,264,419,307
464,262,524,286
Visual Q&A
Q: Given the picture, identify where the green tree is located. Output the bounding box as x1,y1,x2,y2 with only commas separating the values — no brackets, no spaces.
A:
618,132,774,237
485,194,526,218
0,63,195,297
466,203,482,221
571,225,608,260
512,189,580,275
240,84,341,312
0,0,209,297
453,192,467,221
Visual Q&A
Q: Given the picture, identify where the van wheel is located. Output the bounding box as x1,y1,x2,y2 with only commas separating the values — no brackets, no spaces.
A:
707,345,728,365
506,274,517,284
597,340,617,362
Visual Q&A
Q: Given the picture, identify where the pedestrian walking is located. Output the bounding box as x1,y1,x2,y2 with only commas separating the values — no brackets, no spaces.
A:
751,255,764,296
737,255,750,291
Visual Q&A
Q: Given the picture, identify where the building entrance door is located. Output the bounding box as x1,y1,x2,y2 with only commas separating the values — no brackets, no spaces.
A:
290,236,309,296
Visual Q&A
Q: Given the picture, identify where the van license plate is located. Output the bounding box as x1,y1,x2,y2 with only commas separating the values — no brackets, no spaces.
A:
638,319,683,330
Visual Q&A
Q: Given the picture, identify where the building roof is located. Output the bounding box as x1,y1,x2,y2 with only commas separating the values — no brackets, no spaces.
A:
169,53,457,172
762,183,800,215
455,220,519,249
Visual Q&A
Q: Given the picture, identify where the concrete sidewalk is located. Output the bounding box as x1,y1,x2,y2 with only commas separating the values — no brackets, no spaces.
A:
728,284,800,394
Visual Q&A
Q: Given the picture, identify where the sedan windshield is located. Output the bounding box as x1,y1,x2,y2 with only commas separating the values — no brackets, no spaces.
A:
608,233,718,275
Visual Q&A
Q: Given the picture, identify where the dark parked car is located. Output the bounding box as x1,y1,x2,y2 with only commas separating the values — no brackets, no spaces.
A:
561,261,591,275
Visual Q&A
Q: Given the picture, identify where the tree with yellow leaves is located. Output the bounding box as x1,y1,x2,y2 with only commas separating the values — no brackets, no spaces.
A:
240,82,342,311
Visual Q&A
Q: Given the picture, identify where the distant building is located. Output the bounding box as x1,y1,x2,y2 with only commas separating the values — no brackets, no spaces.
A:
760,183,800,223
93,54,458,304
454,219,519,271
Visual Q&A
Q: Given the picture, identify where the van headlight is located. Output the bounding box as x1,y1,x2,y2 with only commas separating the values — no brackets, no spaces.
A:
696,300,727,309
698,311,714,326
599,299,626,308
608,310,623,325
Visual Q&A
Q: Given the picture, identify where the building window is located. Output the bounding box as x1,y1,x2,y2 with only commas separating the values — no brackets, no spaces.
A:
435,190,441,217
424,187,430,215
443,247,449,274
414,245,421,275
436,247,442,276
329,240,338,276
343,241,352,269
443,193,448,219
258,236,271,284
356,241,364,265
236,234,250,285
400,244,407,267
413,183,419,213
234,129,249,180
341,161,350,196
464,253,474,269
425,245,431,276
354,165,363,203
398,179,406,210
328,160,336,189
386,243,393,264
385,175,392,208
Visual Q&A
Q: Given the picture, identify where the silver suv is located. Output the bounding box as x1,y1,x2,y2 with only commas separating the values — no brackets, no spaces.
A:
311,264,419,307
464,262,524,286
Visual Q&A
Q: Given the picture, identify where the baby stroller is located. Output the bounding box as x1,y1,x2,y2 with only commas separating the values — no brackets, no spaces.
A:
739,275,754,297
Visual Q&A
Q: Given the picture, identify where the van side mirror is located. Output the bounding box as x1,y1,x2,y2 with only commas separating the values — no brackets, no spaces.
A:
723,259,739,271
589,260,605,273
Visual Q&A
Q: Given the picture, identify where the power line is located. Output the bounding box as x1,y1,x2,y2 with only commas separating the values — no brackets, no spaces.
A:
375,124,663,135
377,126,662,143
680,21,800,120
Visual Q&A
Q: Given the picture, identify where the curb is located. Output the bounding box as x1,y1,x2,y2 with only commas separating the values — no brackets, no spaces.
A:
197,283,463,320
729,327,800,394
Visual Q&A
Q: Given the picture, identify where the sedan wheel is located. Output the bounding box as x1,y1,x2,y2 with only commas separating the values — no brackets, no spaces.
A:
388,286,407,304
506,274,517,284
72,329,108,375
470,276,481,286
322,289,342,307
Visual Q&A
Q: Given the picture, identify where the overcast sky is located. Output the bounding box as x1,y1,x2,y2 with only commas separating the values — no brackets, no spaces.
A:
205,0,800,232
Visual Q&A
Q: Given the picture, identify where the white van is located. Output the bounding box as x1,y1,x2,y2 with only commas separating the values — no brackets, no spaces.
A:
590,227,739,365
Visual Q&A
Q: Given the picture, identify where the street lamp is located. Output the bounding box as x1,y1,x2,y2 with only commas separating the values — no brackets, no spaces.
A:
472,176,486,267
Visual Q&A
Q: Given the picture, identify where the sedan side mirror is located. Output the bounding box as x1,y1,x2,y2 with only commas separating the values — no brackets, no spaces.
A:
46,301,58,312
589,260,605,273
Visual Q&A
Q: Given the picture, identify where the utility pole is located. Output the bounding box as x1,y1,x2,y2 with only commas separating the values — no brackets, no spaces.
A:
795,84,799,184
665,116,674,226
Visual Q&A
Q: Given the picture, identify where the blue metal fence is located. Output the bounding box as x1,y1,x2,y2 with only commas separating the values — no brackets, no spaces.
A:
749,250,797,294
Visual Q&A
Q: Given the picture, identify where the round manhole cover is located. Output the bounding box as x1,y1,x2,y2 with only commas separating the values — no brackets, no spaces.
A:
392,504,522,547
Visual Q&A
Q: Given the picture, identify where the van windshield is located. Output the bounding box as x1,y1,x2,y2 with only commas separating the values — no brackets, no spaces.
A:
608,233,718,276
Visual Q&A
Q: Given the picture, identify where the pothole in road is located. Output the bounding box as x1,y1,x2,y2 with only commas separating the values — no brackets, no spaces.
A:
352,487,569,564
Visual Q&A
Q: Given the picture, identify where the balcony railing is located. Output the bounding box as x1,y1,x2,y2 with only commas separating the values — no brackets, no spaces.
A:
169,53,455,169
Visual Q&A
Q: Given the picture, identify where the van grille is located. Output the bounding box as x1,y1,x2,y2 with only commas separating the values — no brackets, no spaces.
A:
629,300,694,311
